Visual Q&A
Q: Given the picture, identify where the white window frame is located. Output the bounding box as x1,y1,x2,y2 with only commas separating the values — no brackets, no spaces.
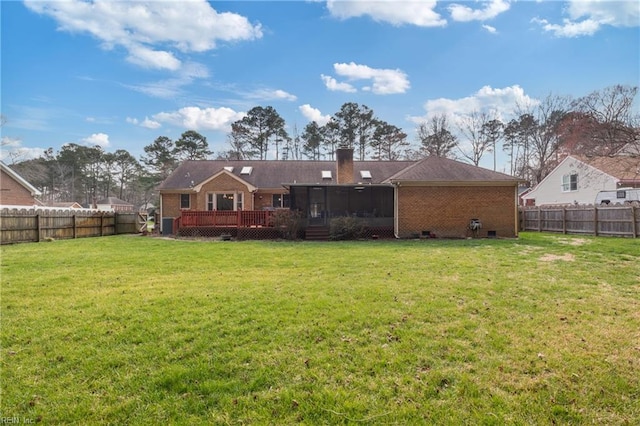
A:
206,192,243,211
561,173,578,192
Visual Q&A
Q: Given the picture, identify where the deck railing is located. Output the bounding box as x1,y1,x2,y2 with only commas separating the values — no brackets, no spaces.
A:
179,210,275,228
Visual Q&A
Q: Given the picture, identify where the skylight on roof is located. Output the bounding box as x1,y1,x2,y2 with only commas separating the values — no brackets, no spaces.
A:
224,166,234,172
241,166,253,175
322,170,332,179
360,170,372,179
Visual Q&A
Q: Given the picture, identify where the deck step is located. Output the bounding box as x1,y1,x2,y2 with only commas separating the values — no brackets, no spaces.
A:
305,226,330,241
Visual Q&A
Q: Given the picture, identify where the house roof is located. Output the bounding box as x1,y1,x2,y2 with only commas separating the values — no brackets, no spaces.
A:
575,155,640,183
385,156,521,184
1,161,42,196
158,157,522,191
157,160,417,190
96,197,133,206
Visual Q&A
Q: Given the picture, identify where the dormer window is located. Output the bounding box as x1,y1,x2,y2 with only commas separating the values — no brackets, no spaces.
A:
360,170,372,179
224,166,234,172
322,170,332,179
241,166,253,175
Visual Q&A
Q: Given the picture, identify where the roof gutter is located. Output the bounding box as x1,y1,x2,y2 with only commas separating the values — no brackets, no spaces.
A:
388,180,522,187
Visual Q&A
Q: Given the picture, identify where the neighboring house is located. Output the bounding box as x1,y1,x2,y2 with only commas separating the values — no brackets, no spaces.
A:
158,149,522,238
523,155,640,206
96,197,135,212
0,162,42,206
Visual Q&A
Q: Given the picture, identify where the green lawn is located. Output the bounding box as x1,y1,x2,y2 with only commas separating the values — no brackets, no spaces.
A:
1,233,639,424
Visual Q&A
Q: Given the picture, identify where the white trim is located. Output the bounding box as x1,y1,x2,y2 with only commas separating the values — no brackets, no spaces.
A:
192,169,256,192
206,191,243,211
0,162,42,196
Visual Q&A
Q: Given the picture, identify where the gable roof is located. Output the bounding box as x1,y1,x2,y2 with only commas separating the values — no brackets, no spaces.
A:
157,160,417,190
385,156,521,184
1,162,42,196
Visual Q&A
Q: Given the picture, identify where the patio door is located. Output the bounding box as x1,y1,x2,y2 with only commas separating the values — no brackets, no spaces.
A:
207,193,243,211
309,187,326,226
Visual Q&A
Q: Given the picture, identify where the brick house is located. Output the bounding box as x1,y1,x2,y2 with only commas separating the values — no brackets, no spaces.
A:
0,162,42,206
157,149,521,238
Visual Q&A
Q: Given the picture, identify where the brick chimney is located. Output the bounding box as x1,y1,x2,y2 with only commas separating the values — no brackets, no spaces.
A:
336,148,354,184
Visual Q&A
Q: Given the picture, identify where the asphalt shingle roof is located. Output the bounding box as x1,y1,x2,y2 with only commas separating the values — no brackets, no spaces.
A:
157,160,417,190
157,157,520,190
385,156,520,183
576,155,640,183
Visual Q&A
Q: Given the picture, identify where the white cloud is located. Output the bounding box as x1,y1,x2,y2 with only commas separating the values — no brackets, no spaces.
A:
24,0,262,71
0,137,47,162
321,74,357,93
248,89,298,102
152,106,245,131
125,62,210,98
409,85,539,124
567,0,639,27
326,0,446,27
534,0,639,37
322,62,410,95
449,0,510,22
82,133,110,148
482,24,498,34
1,136,22,148
532,17,600,37
126,117,161,129
299,104,331,126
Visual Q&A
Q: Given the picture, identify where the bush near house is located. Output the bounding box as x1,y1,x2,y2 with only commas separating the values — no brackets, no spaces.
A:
329,216,365,240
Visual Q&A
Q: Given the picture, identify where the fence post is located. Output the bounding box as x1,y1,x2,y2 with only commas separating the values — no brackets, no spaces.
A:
562,207,567,234
593,206,598,237
35,213,41,243
631,206,637,238
537,207,542,232
73,214,77,239
100,213,104,237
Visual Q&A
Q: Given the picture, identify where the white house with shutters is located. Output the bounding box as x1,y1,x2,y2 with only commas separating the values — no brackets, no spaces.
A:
523,155,640,206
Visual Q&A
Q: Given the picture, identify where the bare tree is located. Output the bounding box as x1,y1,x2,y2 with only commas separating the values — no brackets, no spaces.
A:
416,114,458,158
456,111,493,166
571,84,639,155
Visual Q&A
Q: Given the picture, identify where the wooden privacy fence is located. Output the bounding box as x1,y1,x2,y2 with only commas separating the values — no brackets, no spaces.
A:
0,208,146,244
520,205,639,238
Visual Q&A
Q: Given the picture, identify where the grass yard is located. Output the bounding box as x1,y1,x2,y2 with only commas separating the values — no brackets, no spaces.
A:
1,233,639,424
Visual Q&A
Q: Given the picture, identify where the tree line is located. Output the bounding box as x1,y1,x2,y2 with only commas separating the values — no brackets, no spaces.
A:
8,84,639,207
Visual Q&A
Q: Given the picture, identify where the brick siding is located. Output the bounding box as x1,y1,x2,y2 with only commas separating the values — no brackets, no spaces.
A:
196,174,252,210
0,170,39,206
397,185,518,238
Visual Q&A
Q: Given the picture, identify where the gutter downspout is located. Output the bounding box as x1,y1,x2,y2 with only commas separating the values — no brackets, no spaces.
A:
393,182,399,239
514,185,519,237
159,193,163,234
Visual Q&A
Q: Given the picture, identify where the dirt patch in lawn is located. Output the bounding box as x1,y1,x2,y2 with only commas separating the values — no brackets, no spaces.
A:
539,253,575,262
557,237,590,246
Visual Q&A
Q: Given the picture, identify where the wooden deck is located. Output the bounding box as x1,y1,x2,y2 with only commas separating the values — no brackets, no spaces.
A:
174,210,275,231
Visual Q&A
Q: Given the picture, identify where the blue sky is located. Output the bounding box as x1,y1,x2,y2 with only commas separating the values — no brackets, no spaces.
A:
1,0,638,172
